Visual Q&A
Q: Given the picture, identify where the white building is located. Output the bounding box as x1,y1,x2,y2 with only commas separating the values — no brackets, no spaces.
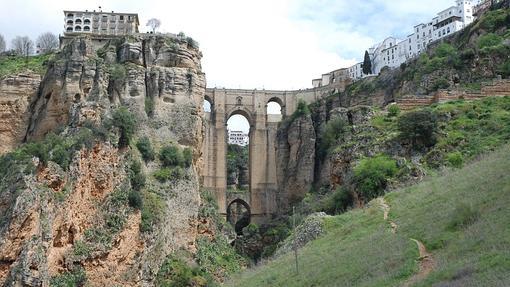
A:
228,130,249,146
64,10,139,35
342,0,474,82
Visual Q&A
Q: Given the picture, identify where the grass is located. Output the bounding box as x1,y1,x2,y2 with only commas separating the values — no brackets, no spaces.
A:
226,145,510,286
0,54,53,79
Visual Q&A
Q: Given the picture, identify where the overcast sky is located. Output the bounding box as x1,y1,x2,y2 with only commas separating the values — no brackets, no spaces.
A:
0,0,455,90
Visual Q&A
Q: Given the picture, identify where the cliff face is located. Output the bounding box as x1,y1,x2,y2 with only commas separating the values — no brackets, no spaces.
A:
276,114,316,208
0,35,208,286
0,73,41,154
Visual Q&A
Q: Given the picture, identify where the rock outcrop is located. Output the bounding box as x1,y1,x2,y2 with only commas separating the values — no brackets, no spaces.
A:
0,73,41,154
0,34,207,286
276,114,316,209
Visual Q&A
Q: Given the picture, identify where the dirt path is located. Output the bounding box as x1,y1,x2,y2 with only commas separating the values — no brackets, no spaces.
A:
378,198,435,286
378,198,398,234
402,239,436,287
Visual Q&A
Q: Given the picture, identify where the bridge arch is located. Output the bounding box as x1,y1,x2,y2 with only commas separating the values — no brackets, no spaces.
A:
227,198,251,234
226,107,253,128
202,88,319,223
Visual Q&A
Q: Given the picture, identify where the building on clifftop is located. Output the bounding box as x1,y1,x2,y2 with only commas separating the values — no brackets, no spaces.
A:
63,9,139,36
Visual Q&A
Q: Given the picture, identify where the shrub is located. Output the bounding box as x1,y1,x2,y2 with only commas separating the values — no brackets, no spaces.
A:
183,148,193,168
172,167,186,180
140,191,165,233
159,144,184,167
129,160,146,191
128,190,143,209
478,33,503,50
196,236,246,278
479,9,509,31
112,107,137,148
446,152,464,168
50,267,87,287
108,63,126,81
448,203,480,230
156,254,208,287
321,187,353,215
154,168,172,182
497,60,510,78
354,155,398,201
397,110,438,149
136,136,155,162
432,77,450,91
387,104,400,117
291,100,310,120
320,118,348,154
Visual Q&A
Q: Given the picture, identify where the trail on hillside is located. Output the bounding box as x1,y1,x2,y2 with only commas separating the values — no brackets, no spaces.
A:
378,198,435,286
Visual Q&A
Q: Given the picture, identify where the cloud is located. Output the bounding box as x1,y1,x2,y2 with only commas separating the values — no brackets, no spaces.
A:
0,0,454,90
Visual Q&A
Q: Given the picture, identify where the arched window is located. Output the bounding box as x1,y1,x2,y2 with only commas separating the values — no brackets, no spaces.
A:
84,19,91,25
67,13,74,18
67,20,73,25
75,26,82,32
83,26,90,32
66,27,73,32
75,19,82,24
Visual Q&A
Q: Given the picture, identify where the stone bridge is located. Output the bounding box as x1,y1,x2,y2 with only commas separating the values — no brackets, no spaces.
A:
202,85,341,223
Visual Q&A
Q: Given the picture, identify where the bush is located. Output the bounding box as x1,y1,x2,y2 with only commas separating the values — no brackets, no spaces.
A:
354,155,398,201
154,168,172,182
50,267,87,287
129,160,146,191
479,9,509,31
140,191,165,233
196,236,246,278
477,33,503,50
290,100,310,122
446,152,464,168
321,187,353,215
159,144,184,167
320,118,348,154
183,148,193,168
128,190,143,209
432,77,450,91
397,110,438,149
387,104,400,117
112,107,137,148
108,63,126,81
156,254,208,287
136,136,155,162
497,60,510,78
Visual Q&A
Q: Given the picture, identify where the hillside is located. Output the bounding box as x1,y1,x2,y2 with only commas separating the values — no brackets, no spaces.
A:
227,144,510,286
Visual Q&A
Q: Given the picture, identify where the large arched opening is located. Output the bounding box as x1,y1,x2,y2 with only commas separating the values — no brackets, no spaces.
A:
226,199,251,235
226,111,250,198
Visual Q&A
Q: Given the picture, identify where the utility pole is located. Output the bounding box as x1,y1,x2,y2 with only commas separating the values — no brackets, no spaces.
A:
293,206,299,274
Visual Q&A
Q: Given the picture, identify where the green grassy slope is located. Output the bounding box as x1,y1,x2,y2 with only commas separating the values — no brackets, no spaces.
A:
226,145,510,287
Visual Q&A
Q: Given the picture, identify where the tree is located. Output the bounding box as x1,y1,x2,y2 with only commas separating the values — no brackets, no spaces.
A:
112,107,137,148
36,32,58,54
11,36,34,57
0,34,5,53
146,18,161,33
362,50,372,75
397,110,438,149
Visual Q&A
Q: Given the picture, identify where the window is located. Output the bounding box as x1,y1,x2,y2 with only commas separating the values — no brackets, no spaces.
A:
84,26,90,31
120,15,124,20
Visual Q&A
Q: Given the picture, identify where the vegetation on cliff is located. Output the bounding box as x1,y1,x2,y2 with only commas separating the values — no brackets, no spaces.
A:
0,53,53,79
227,144,510,286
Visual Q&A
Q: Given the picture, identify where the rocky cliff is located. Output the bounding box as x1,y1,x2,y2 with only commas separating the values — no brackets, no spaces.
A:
276,114,316,208
0,73,41,154
0,34,212,286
